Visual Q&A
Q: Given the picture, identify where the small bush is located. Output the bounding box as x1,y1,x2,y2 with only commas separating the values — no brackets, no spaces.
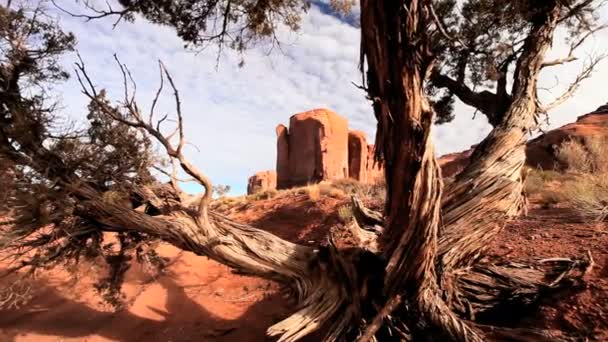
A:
538,190,563,209
561,174,608,221
248,189,278,201
318,183,347,199
555,137,608,221
337,205,353,223
305,185,321,201
332,178,386,207
557,136,608,173
524,168,561,195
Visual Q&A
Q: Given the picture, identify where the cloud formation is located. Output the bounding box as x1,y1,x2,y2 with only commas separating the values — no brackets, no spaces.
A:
51,2,608,194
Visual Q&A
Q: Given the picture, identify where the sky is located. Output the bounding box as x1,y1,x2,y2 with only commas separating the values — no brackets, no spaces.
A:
49,1,608,195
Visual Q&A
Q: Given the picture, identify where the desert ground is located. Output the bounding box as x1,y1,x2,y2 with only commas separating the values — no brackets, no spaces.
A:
1,182,606,341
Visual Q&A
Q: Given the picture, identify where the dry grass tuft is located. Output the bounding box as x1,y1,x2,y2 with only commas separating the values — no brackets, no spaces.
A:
557,136,608,173
561,174,608,221
337,205,353,223
524,168,562,196
331,178,386,209
556,137,608,221
248,189,279,201
305,184,321,202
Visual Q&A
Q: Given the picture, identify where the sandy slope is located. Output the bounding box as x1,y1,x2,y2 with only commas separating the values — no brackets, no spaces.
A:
1,192,606,341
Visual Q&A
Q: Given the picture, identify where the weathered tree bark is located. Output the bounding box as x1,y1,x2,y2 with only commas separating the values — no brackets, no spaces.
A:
360,0,484,340
1,1,592,341
438,1,563,271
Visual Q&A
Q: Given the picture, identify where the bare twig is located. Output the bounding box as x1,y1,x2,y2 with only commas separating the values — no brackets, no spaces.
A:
74,56,214,218
539,54,606,112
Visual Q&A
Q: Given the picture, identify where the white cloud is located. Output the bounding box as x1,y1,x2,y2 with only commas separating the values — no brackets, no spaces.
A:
50,2,608,195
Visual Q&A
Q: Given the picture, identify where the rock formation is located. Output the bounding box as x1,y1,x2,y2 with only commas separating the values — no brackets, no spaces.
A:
250,105,608,192
438,106,608,177
348,131,383,183
527,108,608,170
247,170,277,195
276,109,349,189
250,109,386,192
276,124,290,189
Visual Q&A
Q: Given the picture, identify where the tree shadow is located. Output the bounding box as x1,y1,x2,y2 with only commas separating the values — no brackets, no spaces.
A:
0,272,294,342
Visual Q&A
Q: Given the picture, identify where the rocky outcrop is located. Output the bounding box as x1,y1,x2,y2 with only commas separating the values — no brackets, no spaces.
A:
437,106,608,177
276,124,290,189
527,109,608,170
348,130,383,183
276,109,349,189
247,170,277,195
348,131,368,182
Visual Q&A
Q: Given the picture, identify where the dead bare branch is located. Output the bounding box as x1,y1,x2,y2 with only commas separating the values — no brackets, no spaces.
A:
74,56,213,218
542,24,608,68
539,54,606,112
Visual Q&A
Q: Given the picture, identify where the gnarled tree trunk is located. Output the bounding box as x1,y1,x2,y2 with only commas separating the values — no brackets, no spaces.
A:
1,1,591,341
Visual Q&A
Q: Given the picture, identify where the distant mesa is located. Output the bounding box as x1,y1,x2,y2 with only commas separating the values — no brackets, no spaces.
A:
248,104,608,194
248,108,383,194
247,170,277,195
438,104,608,178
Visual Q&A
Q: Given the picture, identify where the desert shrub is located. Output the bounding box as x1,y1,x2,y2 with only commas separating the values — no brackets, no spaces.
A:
318,183,347,199
538,190,563,209
332,178,386,207
557,136,608,173
213,184,231,198
305,184,321,201
337,205,354,223
585,137,608,172
247,189,278,201
555,137,608,221
524,168,562,195
561,174,608,221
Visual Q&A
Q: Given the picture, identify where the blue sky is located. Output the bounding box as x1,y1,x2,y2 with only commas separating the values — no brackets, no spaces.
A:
50,1,608,195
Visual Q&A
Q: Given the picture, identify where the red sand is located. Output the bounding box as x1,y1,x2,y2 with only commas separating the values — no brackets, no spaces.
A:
1,193,606,341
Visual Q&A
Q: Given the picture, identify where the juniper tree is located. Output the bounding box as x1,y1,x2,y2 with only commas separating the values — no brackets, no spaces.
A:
1,0,604,341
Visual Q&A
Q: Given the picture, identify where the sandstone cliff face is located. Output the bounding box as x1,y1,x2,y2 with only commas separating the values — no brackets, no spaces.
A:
252,109,384,191
348,131,368,182
437,106,608,177
276,109,349,189
347,131,383,183
276,124,290,189
247,170,277,195
289,109,349,186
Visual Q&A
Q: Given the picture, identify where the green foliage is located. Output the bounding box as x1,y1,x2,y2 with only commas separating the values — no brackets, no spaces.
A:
213,184,232,198
0,2,165,309
112,0,310,52
428,0,604,124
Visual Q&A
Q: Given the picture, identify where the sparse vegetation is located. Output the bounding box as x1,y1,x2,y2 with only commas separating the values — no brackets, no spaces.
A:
1,0,605,340
524,168,564,209
337,205,353,224
555,137,608,221
213,184,232,198
562,175,608,221
331,178,386,208
247,189,279,201
557,137,608,173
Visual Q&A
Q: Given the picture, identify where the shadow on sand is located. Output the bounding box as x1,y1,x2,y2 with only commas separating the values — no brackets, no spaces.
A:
0,272,300,342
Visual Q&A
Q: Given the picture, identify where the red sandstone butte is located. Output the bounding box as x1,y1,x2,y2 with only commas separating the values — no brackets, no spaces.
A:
276,109,349,189
247,170,277,195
